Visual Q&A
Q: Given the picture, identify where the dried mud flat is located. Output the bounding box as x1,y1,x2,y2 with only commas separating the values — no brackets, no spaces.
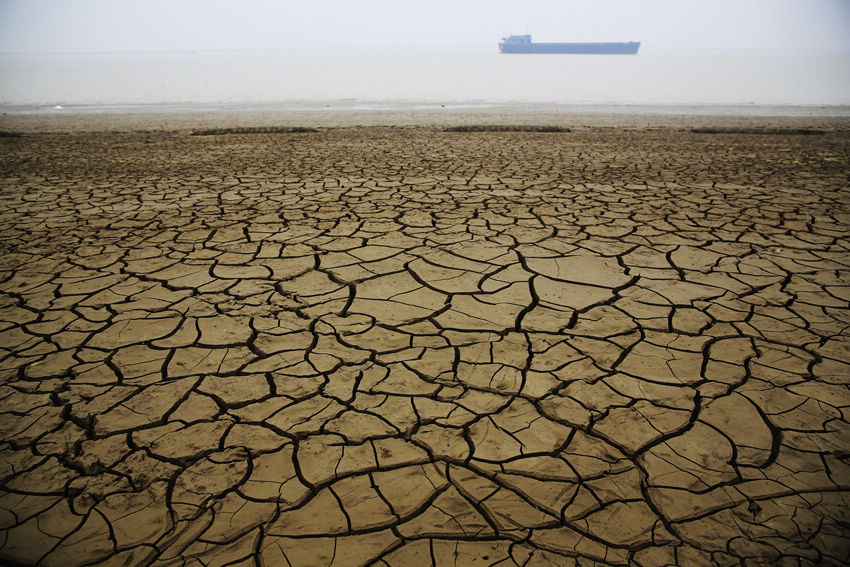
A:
0,122,849,566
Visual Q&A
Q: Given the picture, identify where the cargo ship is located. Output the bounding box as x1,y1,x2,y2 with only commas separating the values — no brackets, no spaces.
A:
498,34,640,54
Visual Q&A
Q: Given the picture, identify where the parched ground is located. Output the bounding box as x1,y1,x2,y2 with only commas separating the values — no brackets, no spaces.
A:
0,124,848,566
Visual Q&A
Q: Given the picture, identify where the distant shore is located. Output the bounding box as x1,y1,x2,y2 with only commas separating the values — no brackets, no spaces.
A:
2,102,849,133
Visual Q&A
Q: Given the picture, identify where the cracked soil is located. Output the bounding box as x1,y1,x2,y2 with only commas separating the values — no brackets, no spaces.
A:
0,123,848,566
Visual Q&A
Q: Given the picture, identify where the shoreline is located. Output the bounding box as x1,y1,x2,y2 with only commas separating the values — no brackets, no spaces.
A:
3,102,850,133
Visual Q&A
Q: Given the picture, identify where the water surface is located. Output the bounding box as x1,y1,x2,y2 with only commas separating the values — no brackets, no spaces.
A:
1,48,848,110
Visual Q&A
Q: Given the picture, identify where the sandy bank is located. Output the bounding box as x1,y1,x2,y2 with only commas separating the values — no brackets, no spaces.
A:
2,102,850,133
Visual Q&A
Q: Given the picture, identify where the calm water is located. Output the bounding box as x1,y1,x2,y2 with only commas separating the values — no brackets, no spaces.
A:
1,48,848,110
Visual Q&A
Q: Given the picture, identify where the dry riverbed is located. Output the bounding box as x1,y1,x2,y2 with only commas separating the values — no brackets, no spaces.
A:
0,120,848,566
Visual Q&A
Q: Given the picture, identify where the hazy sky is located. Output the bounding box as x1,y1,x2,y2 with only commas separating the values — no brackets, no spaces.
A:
1,0,848,53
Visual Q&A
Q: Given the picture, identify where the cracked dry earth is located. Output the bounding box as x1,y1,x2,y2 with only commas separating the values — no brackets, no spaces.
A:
0,125,849,567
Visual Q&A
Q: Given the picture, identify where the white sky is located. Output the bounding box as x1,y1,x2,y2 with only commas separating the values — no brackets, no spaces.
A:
0,0,848,53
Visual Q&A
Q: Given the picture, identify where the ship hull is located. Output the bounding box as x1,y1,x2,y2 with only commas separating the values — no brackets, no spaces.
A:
499,41,640,54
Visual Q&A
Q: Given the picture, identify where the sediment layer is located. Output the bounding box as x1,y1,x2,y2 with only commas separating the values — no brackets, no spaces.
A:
0,125,848,566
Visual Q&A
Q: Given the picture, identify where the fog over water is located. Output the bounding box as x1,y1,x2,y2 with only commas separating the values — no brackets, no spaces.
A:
2,0,849,52
1,0,848,110
2,49,848,109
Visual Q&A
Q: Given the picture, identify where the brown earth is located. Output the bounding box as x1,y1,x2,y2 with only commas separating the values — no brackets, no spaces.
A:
0,118,848,566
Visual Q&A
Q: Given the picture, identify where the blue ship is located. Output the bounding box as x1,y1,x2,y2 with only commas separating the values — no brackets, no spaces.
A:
499,34,640,54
